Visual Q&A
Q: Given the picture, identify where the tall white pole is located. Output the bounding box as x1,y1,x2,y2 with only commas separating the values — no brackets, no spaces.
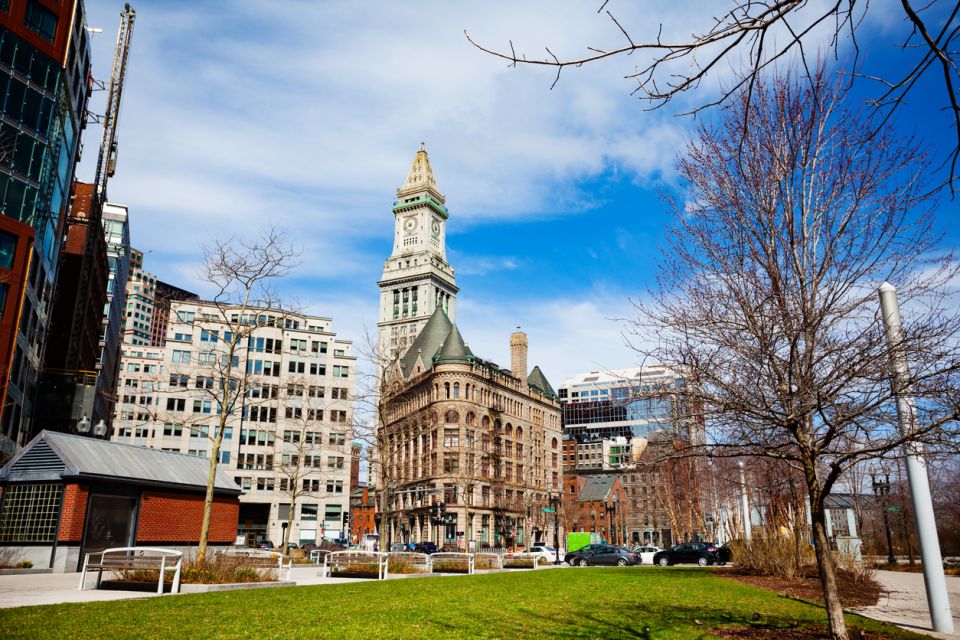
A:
738,461,752,542
878,282,954,634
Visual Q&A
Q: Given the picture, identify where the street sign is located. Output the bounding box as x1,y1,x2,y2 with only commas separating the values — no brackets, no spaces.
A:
542,507,556,513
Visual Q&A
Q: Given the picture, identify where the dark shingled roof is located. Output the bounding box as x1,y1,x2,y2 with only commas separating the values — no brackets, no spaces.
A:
527,365,557,398
577,475,617,502
0,430,241,494
434,324,473,364
399,306,453,376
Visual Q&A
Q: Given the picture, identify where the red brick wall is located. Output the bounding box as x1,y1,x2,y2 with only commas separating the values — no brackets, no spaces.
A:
136,491,239,544
58,483,89,542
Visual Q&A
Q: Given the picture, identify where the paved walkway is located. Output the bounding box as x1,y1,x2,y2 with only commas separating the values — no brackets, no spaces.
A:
0,563,523,608
854,570,960,639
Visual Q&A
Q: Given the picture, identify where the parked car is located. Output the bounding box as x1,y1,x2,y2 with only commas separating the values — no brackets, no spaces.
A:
565,544,640,567
652,542,724,566
413,542,438,555
256,540,275,549
525,545,559,564
714,543,732,565
633,545,662,565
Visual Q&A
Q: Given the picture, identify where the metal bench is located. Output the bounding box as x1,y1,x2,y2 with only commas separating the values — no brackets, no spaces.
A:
79,547,183,594
217,548,292,580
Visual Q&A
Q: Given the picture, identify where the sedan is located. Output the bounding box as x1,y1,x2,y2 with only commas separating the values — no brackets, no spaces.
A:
652,542,723,567
633,545,663,565
525,545,559,564
566,544,640,567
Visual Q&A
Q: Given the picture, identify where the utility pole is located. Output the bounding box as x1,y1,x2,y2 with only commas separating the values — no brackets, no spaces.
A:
878,282,954,634
738,461,752,542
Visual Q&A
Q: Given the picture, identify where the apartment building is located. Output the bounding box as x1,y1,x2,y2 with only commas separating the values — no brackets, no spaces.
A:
112,299,356,547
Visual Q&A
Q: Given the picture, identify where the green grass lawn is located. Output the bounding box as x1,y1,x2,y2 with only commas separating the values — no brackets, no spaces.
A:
0,567,927,639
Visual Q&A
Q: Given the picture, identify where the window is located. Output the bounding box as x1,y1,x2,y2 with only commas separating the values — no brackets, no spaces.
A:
310,363,325,376
308,386,325,398
328,432,345,446
327,456,344,470
324,504,342,521
176,310,195,322
200,329,219,343
256,478,275,491
332,365,348,378
288,361,305,374
172,350,191,364
173,332,192,341
23,1,57,43
0,483,62,542
162,424,183,437
443,428,459,447
301,504,318,521
445,410,458,424
192,400,212,414
165,398,185,412
326,480,343,494
169,374,188,388
0,231,16,270
443,453,459,473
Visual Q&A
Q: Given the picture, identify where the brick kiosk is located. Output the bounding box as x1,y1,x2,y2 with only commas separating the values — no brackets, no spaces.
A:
0,431,241,571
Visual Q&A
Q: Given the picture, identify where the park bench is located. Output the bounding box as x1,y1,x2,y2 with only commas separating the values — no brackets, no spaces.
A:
216,548,292,580
79,547,183,594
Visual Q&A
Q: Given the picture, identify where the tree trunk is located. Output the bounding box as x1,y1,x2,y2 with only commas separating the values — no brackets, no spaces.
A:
283,492,298,554
811,506,849,640
197,426,227,561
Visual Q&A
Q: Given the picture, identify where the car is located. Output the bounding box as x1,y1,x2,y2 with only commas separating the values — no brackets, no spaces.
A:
565,544,640,567
633,545,662,565
652,542,724,566
413,542,438,555
525,545,559,564
256,540,275,549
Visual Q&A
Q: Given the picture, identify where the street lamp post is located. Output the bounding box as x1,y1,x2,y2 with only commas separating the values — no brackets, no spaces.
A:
738,461,752,542
549,494,561,565
871,465,897,565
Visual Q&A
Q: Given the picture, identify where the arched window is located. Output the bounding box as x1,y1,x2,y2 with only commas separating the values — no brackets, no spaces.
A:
466,412,476,426
465,384,471,400
444,382,450,399
445,410,459,424
482,416,490,429
505,423,513,437
434,384,439,400
494,419,502,433
515,426,523,439
453,382,460,399
551,437,559,449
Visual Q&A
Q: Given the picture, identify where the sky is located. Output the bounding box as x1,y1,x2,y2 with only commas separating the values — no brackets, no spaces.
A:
78,1,959,386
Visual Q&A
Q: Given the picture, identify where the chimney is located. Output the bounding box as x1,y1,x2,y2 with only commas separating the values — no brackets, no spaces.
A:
510,329,528,385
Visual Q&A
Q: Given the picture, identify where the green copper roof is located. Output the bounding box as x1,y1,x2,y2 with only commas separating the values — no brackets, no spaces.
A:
399,306,453,377
434,324,474,364
527,365,557,398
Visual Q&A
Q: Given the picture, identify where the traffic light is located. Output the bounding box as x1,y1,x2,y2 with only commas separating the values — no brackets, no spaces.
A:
431,503,440,519
342,511,350,526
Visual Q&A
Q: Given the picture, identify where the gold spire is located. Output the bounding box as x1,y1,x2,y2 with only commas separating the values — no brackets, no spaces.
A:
397,143,444,202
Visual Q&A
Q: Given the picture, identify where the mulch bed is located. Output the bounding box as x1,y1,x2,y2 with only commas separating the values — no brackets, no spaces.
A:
718,568,884,609
713,625,889,639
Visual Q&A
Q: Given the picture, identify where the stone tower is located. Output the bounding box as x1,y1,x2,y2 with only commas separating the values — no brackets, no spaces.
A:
377,144,458,370
510,329,528,385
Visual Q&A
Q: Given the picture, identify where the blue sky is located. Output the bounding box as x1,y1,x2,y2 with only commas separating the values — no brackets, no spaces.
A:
78,1,958,384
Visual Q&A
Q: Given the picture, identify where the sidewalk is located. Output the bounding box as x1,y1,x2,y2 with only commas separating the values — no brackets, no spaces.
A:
0,563,537,608
854,570,960,639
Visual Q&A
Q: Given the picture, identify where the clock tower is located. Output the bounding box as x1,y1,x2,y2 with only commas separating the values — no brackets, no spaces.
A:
377,144,458,369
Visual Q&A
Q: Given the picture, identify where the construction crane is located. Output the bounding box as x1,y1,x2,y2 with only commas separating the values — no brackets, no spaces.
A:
64,3,136,376
94,2,136,202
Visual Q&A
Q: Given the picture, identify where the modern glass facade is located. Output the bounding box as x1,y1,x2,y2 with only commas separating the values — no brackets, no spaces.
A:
0,0,91,452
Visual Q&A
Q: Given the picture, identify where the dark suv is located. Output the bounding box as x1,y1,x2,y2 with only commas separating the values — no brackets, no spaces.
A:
565,544,640,567
652,542,724,566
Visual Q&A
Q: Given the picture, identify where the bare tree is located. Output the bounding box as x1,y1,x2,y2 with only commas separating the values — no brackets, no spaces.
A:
631,67,960,640
467,1,960,192
188,227,300,559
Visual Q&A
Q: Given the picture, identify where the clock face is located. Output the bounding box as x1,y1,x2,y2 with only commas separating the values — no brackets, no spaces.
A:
431,220,440,238
403,217,417,235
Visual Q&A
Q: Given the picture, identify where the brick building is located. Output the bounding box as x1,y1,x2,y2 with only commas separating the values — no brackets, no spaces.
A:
0,430,240,571
563,474,628,546
350,485,376,545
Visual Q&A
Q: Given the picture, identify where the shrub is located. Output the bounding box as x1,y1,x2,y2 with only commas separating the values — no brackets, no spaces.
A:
431,559,469,573
474,556,500,570
14,560,33,569
330,562,380,576
117,555,277,584
503,557,535,569
387,557,427,574
728,537,814,579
